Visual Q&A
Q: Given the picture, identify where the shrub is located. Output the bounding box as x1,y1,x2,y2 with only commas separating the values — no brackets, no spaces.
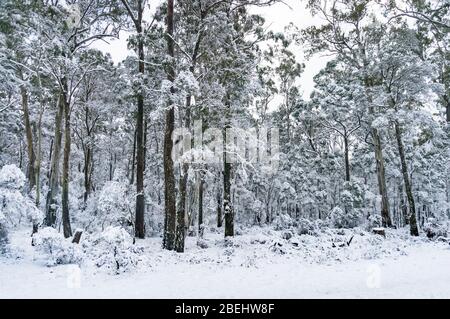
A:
423,218,448,239
86,226,143,274
0,164,43,248
97,181,133,229
33,227,82,266
273,214,294,230
367,214,382,230
328,206,361,229
0,215,8,252
297,218,316,235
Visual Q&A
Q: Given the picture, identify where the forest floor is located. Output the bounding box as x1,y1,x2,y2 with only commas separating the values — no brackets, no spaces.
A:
1,226,450,298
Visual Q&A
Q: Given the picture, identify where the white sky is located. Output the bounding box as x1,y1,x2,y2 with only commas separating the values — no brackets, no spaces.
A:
94,0,331,100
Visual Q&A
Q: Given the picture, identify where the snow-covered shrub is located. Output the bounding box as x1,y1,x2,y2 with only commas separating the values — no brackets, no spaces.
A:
33,227,83,266
297,218,316,235
328,206,361,229
80,181,134,233
0,212,8,251
86,226,143,274
423,218,448,239
273,213,294,230
0,165,43,249
367,214,382,230
0,164,26,189
98,181,133,227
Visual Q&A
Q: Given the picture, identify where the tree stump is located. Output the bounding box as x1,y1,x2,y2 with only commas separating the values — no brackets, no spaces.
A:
72,230,83,244
372,227,386,238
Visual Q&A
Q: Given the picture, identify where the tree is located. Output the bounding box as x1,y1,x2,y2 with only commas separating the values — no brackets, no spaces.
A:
118,0,148,239
162,0,177,250
303,0,393,227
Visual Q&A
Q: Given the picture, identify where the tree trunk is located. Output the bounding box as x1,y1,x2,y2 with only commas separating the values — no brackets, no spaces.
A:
83,145,92,203
344,134,350,182
20,86,36,190
61,79,72,238
174,95,192,252
130,128,137,185
35,99,45,207
134,1,146,239
163,0,177,250
45,95,64,227
223,97,234,237
446,98,450,123
174,21,203,250
398,181,408,226
175,163,188,252
198,177,204,237
373,128,392,227
394,121,419,236
217,179,222,228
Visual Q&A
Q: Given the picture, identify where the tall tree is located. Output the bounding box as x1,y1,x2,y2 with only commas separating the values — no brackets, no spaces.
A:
163,0,177,250
119,0,147,238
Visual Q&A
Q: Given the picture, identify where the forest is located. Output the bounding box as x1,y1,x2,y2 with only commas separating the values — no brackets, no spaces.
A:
0,0,449,298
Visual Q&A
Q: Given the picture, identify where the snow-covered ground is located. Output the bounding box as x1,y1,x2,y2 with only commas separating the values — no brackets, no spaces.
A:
1,227,449,298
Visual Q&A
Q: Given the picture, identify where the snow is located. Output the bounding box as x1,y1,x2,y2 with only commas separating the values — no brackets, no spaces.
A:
1,227,450,298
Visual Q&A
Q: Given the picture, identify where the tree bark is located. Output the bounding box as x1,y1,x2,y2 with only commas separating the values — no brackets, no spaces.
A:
398,181,408,226
45,95,64,227
217,178,222,228
175,163,188,252
373,128,392,228
134,0,146,239
198,177,204,237
35,98,45,208
344,134,350,182
83,145,92,202
163,0,177,250
174,21,204,250
446,98,450,123
130,128,137,185
61,78,72,238
394,121,419,236
174,95,191,252
20,86,36,190
223,97,234,237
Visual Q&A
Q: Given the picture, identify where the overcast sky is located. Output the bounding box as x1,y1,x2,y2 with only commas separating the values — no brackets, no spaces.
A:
94,0,331,100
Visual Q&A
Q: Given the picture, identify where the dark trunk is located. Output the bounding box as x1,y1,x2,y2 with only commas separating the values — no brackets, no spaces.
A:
130,128,137,185
399,182,408,226
45,95,64,227
143,118,148,171
344,135,350,182
223,97,234,237
198,178,204,237
373,128,392,227
134,0,146,239
163,0,177,250
61,78,72,238
446,99,450,123
83,146,92,203
175,163,188,252
394,121,419,236
174,96,192,252
20,86,36,190
217,180,222,228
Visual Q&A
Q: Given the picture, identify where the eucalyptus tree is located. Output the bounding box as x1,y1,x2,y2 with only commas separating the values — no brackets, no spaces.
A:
371,25,441,235
303,0,393,227
116,0,150,239
35,0,121,236
312,61,363,183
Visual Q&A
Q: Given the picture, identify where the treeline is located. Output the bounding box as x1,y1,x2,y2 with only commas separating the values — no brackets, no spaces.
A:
0,0,449,251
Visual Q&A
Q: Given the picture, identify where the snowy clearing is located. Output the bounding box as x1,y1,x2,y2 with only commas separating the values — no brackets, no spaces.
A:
1,227,450,299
